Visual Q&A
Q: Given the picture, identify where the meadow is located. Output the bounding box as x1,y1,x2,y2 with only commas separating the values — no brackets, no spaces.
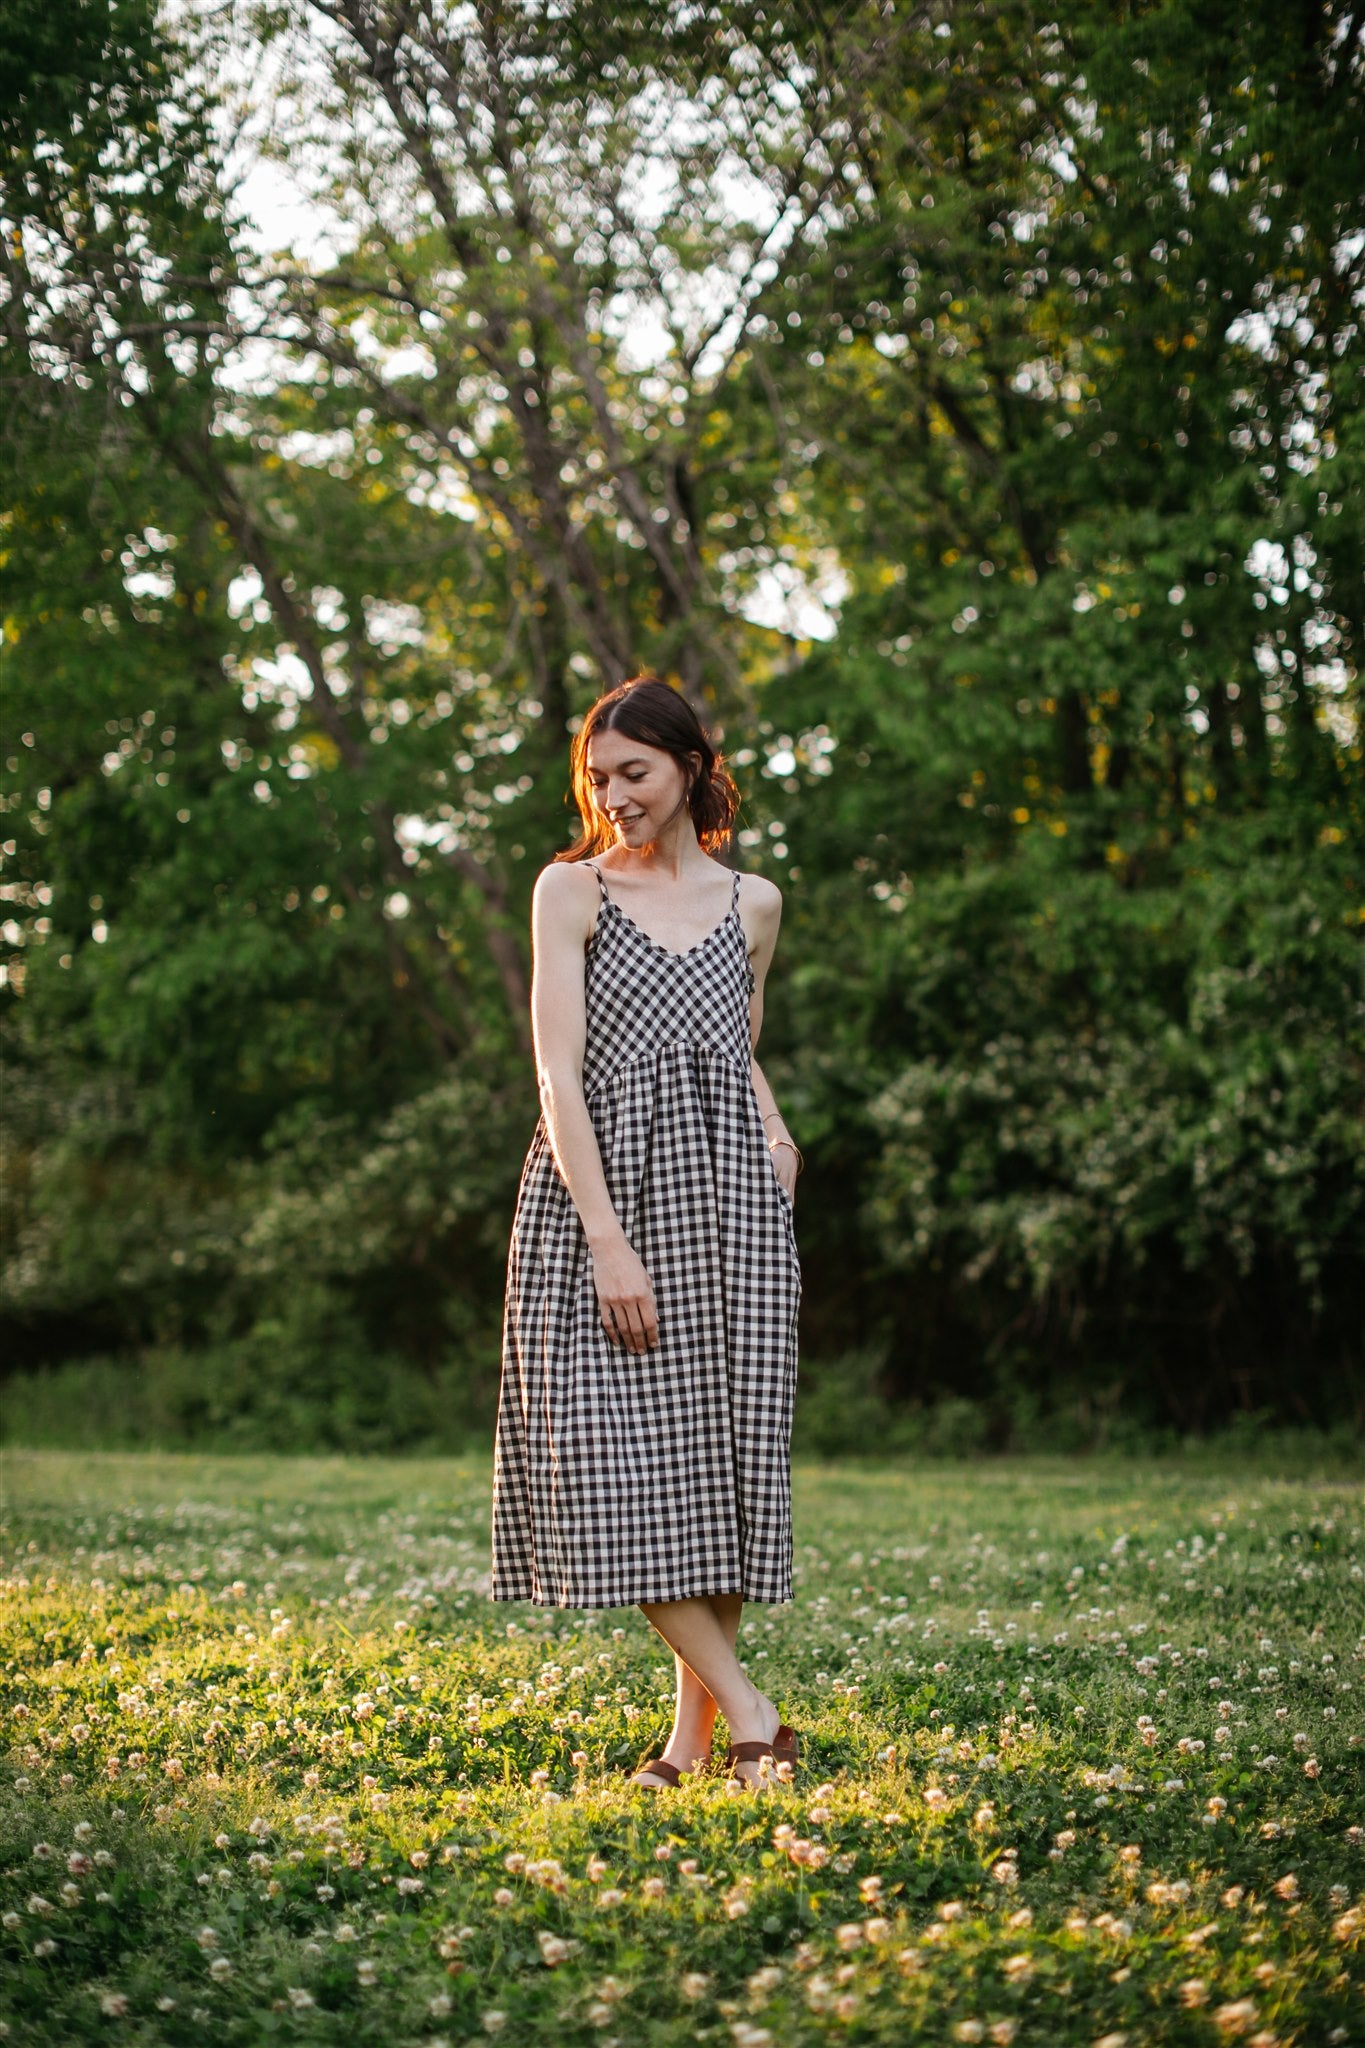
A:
0,1449,1360,2046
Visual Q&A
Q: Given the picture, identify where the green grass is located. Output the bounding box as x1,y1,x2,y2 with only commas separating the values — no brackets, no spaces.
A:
0,1449,1361,2046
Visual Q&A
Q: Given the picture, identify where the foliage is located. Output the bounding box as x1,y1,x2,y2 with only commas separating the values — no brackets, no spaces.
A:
1,0,1362,1427
0,1449,1361,2044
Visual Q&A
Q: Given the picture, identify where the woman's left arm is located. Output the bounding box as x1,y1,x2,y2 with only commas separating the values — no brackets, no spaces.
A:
742,872,799,1199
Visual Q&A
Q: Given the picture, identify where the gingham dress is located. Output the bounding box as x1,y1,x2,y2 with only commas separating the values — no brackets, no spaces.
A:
490,861,801,1607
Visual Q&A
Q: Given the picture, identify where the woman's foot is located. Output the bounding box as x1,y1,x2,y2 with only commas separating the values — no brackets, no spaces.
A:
630,1735,714,1788
723,1692,784,1786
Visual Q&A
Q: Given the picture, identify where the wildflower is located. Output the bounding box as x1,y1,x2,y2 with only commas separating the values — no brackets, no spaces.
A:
208,1958,232,1981
1093,2036,1129,2048
586,1854,608,1882
924,1788,948,1810
538,1932,574,1966
990,2025,1017,2046
286,1989,315,2010
954,2025,985,2044
835,1923,863,1951
1003,1954,1033,1982
679,1973,710,2000
482,2015,507,2035
641,1875,666,1900
1222,1886,1245,1908
598,1888,625,1908
859,1875,883,1903
1304,1757,1320,1778
939,1900,965,1922
1213,2000,1258,2036
1178,1980,1207,2007
34,1937,57,1958
1272,1874,1298,1900
428,1994,453,2017
356,1959,377,1986
492,1888,514,1907
99,1992,129,2017
1008,1907,1033,1928
194,1927,219,1951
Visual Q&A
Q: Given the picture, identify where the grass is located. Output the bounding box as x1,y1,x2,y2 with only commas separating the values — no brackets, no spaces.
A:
0,1447,1361,2046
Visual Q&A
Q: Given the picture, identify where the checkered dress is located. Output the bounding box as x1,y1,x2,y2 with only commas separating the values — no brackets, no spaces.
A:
490,862,801,1608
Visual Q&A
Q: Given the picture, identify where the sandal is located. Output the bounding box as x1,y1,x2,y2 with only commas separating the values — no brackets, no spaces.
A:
628,1754,712,1790
725,1722,799,1779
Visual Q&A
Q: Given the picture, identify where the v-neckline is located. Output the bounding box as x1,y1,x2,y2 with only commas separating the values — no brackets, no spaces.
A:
601,896,738,961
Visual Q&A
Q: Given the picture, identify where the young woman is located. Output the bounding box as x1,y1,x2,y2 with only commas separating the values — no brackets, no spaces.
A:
490,675,803,1789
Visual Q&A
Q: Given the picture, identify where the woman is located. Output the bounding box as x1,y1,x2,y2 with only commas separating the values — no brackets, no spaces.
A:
490,675,802,1789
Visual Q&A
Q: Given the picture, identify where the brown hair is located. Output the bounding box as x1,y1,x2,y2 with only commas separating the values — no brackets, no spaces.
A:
558,675,740,860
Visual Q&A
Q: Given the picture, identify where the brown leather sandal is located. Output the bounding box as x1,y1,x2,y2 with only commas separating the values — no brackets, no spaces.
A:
630,1757,686,1789
725,1722,799,1778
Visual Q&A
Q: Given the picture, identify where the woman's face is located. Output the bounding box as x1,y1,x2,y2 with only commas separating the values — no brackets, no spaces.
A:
585,728,696,846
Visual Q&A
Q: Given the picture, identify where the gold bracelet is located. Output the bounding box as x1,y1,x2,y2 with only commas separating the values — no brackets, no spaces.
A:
768,1136,805,1176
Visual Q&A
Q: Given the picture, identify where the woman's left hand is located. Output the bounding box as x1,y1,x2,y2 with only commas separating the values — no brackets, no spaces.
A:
769,1139,798,1202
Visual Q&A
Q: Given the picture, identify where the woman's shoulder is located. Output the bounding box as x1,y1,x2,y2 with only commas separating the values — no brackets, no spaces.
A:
734,867,783,918
534,857,600,899
532,858,601,931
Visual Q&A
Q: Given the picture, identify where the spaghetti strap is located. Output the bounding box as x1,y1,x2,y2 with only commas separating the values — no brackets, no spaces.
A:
731,868,741,913
585,860,610,904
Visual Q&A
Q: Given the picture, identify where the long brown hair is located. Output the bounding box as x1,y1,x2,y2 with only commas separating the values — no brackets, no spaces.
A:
557,675,740,861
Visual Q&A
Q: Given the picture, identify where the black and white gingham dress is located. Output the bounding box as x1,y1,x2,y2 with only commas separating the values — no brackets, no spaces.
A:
490,862,801,1607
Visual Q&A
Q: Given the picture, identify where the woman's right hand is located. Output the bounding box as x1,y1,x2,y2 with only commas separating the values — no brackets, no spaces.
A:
589,1230,659,1354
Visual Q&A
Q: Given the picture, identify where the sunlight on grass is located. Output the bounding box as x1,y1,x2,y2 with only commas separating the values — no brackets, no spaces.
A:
1,1451,1360,2044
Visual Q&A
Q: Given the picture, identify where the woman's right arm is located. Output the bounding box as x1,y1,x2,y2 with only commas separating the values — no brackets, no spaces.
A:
530,864,659,1355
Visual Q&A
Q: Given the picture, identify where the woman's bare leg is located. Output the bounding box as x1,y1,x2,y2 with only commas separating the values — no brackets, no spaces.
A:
631,1592,781,1786
634,1592,741,1782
